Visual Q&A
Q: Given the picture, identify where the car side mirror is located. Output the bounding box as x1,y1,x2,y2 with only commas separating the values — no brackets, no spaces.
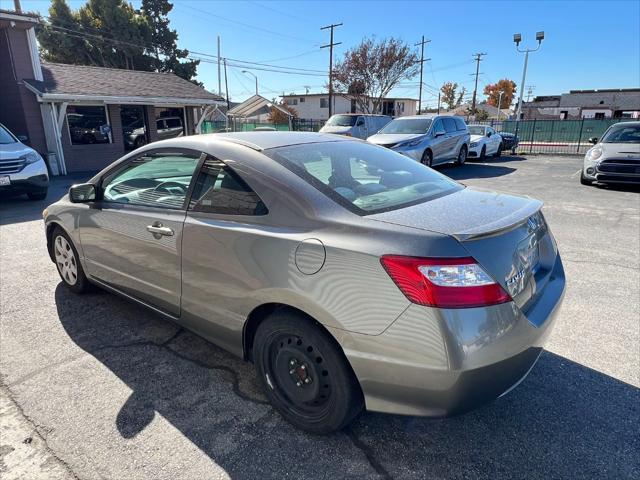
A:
69,183,96,203
434,128,446,137
17,134,28,142
487,132,492,137
356,119,365,126
588,137,598,144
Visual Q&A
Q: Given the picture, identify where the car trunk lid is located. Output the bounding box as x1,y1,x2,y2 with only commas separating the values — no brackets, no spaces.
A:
369,187,557,311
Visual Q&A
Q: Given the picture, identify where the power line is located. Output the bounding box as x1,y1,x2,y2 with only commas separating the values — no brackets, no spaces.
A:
321,22,342,117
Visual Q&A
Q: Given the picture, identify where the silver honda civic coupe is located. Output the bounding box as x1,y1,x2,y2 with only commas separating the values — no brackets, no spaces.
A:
43,132,565,434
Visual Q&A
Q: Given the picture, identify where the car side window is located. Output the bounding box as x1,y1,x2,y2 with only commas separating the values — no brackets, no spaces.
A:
189,158,268,216
156,119,166,130
454,118,466,131
443,118,457,133
432,119,444,134
102,151,201,209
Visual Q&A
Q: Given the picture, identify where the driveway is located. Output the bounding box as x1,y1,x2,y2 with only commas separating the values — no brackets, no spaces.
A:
1,156,638,479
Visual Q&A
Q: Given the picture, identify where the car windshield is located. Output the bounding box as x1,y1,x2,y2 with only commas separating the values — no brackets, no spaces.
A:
0,125,17,144
326,115,358,127
601,124,640,144
468,126,486,136
379,118,432,135
264,140,462,214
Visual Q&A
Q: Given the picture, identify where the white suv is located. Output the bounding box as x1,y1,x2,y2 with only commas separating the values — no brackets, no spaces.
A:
0,123,49,201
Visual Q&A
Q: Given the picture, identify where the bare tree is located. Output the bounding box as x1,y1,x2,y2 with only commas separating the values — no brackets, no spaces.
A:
332,37,419,114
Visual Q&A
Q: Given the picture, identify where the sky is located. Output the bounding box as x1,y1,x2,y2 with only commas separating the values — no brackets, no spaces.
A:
19,0,640,108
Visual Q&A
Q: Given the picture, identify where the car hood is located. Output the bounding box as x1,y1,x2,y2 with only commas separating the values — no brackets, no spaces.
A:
367,133,423,145
319,126,353,134
369,186,542,240
470,134,486,143
598,142,640,157
0,141,33,160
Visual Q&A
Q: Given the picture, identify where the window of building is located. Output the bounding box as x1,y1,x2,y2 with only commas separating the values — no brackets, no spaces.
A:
102,151,201,209
594,112,606,119
189,158,268,216
320,98,329,108
299,97,305,103
285,98,298,106
66,105,112,145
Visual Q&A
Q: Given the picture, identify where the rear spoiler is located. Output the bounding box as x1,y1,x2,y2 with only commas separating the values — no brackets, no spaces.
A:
452,198,543,241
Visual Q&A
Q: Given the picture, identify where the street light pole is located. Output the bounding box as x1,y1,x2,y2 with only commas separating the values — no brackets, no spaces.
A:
242,70,258,95
513,31,544,121
497,90,504,120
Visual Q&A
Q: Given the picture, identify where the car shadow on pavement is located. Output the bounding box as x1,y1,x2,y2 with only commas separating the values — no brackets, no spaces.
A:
436,163,517,181
54,284,639,480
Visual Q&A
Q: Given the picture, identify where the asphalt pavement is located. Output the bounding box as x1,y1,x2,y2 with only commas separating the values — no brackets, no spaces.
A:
0,155,638,479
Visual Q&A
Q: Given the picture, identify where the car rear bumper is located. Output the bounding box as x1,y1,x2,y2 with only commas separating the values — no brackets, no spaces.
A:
333,255,565,417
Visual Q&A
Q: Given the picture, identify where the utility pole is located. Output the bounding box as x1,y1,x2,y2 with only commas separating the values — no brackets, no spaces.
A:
321,23,342,118
437,91,441,114
217,36,222,97
526,85,535,102
223,57,230,112
471,52,486,115
414,36,431,115
497,90,504,120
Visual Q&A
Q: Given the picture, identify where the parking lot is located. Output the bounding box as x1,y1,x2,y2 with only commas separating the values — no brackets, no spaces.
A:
1,154,638,480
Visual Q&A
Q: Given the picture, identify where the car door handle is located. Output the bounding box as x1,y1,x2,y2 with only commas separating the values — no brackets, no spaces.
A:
147,223,174,237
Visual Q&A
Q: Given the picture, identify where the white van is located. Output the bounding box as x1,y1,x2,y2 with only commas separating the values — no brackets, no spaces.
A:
320,114,392,139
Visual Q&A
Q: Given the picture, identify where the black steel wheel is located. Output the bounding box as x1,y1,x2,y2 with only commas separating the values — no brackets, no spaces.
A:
421,149,433,167
253,311,363,434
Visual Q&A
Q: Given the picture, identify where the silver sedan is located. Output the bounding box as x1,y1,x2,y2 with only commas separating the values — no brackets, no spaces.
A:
43,132,565,433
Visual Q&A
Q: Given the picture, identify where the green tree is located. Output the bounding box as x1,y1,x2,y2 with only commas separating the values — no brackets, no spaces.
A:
440,82,466,110
37,0,199,82
140,0,199,83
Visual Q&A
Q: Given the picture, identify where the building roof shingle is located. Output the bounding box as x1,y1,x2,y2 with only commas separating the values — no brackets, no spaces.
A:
24,62,224,105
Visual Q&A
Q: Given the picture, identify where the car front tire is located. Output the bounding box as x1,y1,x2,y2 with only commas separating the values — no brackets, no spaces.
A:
456,145,467,166
51,227,91,294
253,311,364,434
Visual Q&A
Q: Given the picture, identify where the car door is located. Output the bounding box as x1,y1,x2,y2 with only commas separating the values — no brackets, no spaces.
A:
179,156,270,356
429,118,448,162
488,127,500,154
78,148,203,316
442,117,460,159
166,117,184,138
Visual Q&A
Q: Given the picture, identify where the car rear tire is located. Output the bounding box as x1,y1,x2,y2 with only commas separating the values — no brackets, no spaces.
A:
253,311,364,434
580,172,593,186
479,145,487,161
455,145,467,166
27,190,47,201
495,143,503,157
52,227,91,294
421,149,433,167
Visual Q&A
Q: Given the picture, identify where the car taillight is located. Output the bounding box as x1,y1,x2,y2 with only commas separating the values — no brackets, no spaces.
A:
380,255,512,308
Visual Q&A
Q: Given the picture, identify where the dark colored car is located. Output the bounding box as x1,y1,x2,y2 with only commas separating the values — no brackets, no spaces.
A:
499,132,519,153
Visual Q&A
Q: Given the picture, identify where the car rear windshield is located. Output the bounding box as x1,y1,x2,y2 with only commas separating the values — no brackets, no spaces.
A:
264,140,462,215
379,118,432,134
601,124,640,143
326,115,357,127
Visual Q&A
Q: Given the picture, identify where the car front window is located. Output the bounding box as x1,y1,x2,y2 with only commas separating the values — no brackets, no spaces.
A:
0,125,18,144
326,115,357,127
264,140,462,214
379,118,432,135
601,125,640,143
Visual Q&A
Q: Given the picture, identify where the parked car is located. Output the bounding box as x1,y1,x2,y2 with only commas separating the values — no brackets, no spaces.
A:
467,125,503,159
67,113,110,144
0,123,49,201
367,115,470,167
499,131,519,154
126,117,184,149
581,121,640,186
319,114,392,139
44,132,565,434
123,118,147,149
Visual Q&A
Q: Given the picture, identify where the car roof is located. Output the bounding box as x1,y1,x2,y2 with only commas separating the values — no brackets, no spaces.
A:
155,131,357,151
